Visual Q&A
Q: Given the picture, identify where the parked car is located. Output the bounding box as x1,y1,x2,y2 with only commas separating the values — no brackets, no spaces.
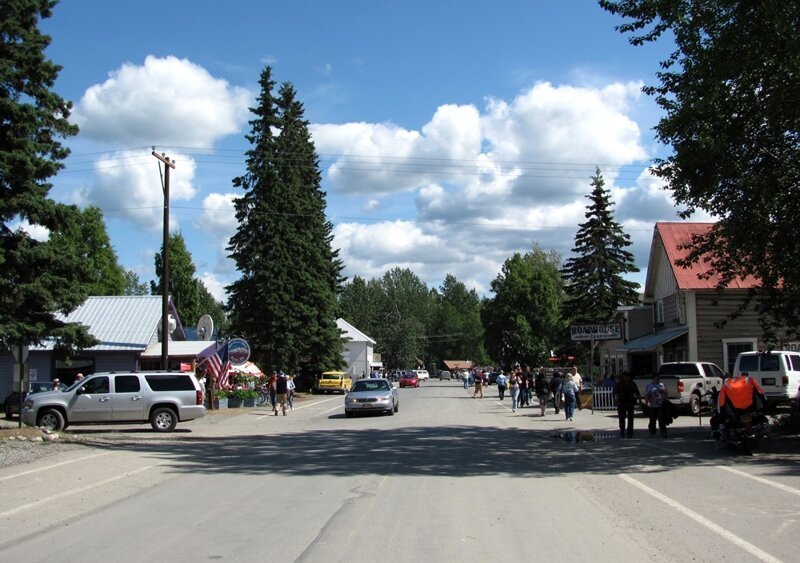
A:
733,350,800,406
634,361,725,415
315,371,352,394
4,381,64,419
21,372,206,432
399,372,420,388
439,370,452,380
344,378,398,417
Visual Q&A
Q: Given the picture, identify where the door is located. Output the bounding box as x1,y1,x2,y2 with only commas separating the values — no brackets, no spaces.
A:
70,376,112,422
111,375,146,421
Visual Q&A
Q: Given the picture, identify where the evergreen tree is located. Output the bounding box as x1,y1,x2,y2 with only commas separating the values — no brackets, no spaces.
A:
0,0,97,353
227,68,344,374
561,169,640,323
150,231,227,331
52,206,126,296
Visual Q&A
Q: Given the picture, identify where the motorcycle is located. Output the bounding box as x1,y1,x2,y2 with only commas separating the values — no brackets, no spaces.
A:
707,386,769,454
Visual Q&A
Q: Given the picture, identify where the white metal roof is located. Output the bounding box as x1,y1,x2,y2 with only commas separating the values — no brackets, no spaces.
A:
33,296,175,352
140,340,216,358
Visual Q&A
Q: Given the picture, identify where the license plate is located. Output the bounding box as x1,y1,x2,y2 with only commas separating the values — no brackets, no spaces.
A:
761,378,776,386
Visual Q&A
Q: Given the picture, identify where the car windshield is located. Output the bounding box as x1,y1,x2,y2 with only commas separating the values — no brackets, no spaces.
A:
352,381,390,392
401,374,415,378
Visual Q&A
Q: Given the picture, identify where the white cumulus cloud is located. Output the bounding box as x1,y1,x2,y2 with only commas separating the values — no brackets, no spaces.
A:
73,55,251,147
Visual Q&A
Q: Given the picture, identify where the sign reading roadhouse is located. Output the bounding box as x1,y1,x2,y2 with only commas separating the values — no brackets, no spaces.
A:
570,323,622,341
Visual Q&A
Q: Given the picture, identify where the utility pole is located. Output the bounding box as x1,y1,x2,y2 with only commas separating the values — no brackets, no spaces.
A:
152,150,175,371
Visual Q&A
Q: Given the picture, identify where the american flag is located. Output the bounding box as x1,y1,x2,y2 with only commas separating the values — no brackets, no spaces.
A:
204,342,230,390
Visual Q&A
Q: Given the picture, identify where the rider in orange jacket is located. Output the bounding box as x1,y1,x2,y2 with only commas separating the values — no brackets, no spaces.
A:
717,375,767,414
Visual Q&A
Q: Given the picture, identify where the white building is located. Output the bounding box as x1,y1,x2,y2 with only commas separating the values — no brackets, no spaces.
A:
337,318,379,378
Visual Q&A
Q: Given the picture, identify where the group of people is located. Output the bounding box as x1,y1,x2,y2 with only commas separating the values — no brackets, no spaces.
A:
469,366,585,420
260,371,295,416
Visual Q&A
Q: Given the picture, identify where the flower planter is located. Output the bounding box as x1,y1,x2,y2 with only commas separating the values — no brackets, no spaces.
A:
241,397,256,408
228,397,243,408
212,397,228,409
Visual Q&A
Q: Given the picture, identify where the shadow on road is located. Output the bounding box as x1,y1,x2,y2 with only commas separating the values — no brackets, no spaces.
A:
63,423,800,479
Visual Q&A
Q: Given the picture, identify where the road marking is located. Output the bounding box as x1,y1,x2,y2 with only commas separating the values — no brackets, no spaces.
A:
318,403,344,416
0,452,111,483
0,465,155,518
717,466,800,497
620,474,783,563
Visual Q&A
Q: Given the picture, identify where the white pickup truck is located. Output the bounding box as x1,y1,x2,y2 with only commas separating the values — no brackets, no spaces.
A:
635,361,726,415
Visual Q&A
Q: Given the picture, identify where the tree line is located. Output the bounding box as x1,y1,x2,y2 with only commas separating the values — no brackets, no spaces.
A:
3,0,798,377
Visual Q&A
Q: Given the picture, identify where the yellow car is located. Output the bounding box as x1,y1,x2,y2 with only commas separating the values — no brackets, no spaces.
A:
316,371,352,394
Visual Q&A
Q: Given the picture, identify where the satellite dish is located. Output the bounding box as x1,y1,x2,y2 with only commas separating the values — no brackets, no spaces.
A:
197,314,214,341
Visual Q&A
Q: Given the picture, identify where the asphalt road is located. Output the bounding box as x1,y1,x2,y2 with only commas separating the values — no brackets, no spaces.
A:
1,380,799,562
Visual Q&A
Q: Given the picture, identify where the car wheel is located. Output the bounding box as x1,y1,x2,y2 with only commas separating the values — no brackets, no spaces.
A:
4,405,13,419
38,408,65,431
150,407,178,432
394,401,399,413
689,393,702,416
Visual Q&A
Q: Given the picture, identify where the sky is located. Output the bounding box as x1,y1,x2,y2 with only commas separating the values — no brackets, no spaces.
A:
34,0,708,310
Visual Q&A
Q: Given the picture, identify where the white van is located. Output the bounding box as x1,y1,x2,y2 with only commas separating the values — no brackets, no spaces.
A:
733,350,800,405
414,369,430,381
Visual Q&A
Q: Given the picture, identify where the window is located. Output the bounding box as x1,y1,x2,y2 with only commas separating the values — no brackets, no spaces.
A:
82,376,109,394
655,300,665,324
115,375,140,393
723,339,757,375
738,355,759,373
704,364,725,378
761,354,780,371
789,355,800,371
145,375,195,391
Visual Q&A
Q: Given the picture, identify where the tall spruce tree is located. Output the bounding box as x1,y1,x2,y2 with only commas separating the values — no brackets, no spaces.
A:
227,68,343,374
0,0,97,353
561,169,640,323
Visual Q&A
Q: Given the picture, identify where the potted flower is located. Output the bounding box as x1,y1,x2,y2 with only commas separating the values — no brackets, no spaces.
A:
211,390,229,410
227,388,258,408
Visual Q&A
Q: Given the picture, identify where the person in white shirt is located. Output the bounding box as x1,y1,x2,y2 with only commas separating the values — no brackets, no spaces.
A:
569,366,583,390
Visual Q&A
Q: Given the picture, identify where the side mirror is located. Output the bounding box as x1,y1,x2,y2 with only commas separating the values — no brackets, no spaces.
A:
75,386,84,395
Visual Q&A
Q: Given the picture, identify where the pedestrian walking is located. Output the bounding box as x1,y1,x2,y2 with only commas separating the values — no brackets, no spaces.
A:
549,371,563,415
509,372,521,412
287,374,296,410
518,369,529,408
535,371,550,416
275,372,289,416
496,370,508,400
463,370,470,389
560,375,578,421
472,371,484,398
614,372,641,438
268,371,278,412
645,373,669,437
569,366,583,390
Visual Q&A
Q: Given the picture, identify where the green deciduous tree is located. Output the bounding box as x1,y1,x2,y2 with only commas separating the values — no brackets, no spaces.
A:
561,169,640,323
227,68,344,375
600,0,800,343
0,0,96,353
429,274,487,367
482,246,565,369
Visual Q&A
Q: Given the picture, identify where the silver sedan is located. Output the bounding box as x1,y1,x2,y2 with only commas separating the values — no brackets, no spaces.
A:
344,378,398,417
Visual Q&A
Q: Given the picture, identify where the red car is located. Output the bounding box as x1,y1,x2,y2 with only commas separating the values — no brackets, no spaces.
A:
399,372,419,388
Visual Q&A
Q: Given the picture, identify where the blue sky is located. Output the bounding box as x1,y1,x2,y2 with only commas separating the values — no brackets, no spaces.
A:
35,0,699,308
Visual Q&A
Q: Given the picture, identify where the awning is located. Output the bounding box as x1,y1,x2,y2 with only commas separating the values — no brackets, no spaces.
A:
618,326,688,352
140,341,216,358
